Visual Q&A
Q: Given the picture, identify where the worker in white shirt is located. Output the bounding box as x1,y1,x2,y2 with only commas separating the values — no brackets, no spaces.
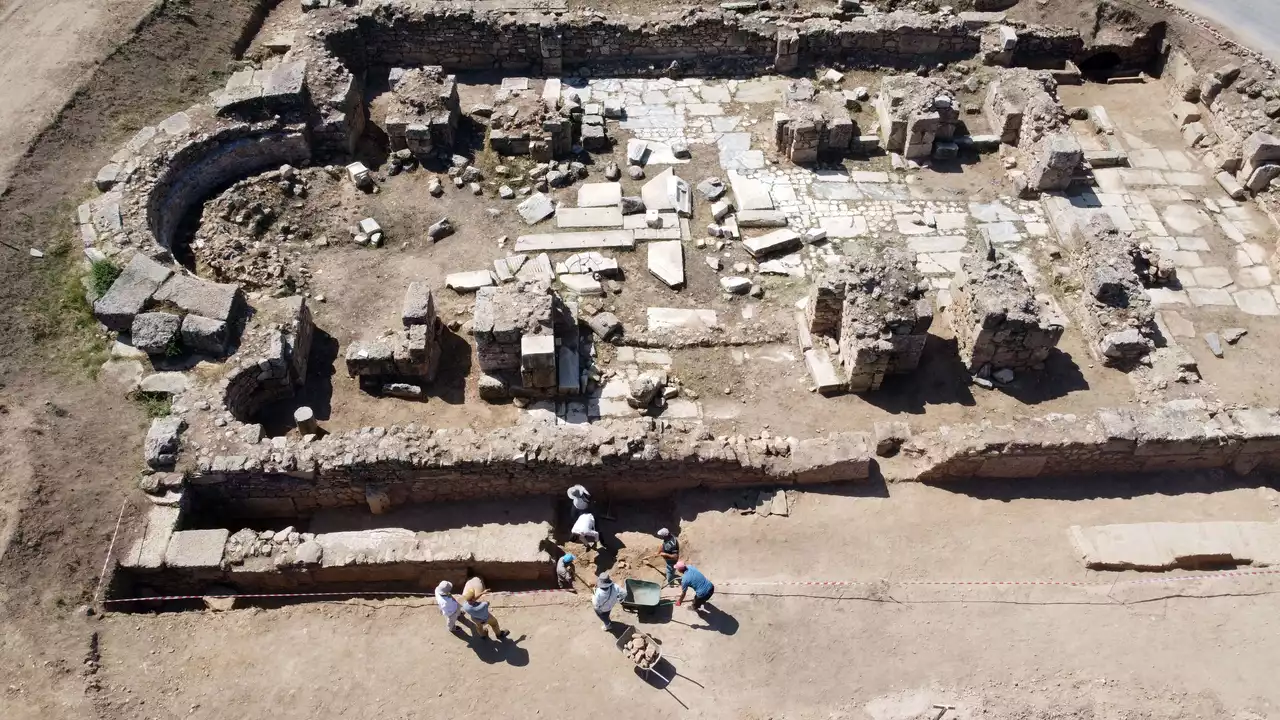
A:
592,572,624,631
566,484,591,520
434,580,467,634
571,511,600,549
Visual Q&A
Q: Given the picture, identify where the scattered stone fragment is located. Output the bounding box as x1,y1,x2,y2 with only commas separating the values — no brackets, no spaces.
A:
627,139,649,166
144,416,186,469
697,177,727,201
647,240,685,289
499,185,515,199
587,311,623,341
720,276,751,294
346,161,372,189
620,196,645,215
445,270,496,292
993,368,1015,384
428,177,443,196
671,139,691,159
131,312,182,355
517,192,556,225
628,165,645,180
604,161,621,181
428,217,455,240
1204,332,1223,358
627,371,667,409
1222,327,1247,344
382,382,424,399
706,256,722,271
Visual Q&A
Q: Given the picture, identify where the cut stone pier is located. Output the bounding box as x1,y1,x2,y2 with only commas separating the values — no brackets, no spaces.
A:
949,246,1065,373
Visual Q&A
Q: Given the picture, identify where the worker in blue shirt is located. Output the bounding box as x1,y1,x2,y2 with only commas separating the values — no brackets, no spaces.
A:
674,561,715,612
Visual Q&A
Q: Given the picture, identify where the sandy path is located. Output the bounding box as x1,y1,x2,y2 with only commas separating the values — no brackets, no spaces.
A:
1166,0,1280,61
0,0,155,195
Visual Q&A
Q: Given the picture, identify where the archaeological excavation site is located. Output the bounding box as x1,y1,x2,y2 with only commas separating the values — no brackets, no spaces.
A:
58,0,1280,624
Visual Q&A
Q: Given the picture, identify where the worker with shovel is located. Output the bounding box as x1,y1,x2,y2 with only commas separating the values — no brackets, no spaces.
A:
656,528,680,587
555,553,578,590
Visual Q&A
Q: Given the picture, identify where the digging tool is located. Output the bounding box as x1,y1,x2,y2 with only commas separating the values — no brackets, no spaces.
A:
932,704,955,720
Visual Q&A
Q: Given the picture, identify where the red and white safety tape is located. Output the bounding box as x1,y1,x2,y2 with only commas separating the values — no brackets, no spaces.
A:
99,567,1280,605
720,567,1280,589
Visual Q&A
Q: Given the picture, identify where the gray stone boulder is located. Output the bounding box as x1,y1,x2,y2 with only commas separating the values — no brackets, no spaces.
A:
627,371,667,409
153,273,242,324
428,217,454,240
93,254,173,331
587,312,623,341
620,196,645,215
144,416,186,469
131,312,182,355
181,314,229,354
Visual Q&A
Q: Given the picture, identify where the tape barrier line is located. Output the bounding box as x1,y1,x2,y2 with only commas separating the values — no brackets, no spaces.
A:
100,568,1280,605
721,567,1280,589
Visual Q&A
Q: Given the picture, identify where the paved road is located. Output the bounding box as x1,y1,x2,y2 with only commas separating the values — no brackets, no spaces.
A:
1166,0,1280,62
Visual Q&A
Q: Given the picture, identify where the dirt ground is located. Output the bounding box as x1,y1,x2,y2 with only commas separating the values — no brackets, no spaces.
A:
90,476,1280,720
0,2,284,719
0,0,155,196
3,1,1280,719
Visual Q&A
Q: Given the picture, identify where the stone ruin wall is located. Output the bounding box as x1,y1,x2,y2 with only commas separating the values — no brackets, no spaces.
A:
146,124,312,252
221,297,315,423
913,403,1280,482
186,419,871,517
180,400,1280,519
948,248,1065,373
302,5,1156,85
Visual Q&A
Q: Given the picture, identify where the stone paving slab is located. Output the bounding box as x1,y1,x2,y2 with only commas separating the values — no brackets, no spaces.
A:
1071,521,1280,570
647,307,718,331
514,230,635,252
555,207,624,229
577,182,622,208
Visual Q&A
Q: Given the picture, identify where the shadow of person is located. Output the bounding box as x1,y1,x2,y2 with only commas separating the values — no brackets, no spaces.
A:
469,633,530,667
690,602,739,636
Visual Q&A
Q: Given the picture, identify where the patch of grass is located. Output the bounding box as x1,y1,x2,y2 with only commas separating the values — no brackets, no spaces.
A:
90,259,122,297
164,334,183,358
131,391,172,419
23,201,111,377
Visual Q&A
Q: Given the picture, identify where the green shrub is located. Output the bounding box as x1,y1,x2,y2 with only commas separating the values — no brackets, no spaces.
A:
89,259,122,297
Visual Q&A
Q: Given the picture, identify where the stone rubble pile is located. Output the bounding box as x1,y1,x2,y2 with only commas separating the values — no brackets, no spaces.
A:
191,164,323,292
1062,214,1160,368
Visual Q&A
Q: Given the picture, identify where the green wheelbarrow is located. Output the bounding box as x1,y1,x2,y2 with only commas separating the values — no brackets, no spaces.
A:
622,578,663,618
